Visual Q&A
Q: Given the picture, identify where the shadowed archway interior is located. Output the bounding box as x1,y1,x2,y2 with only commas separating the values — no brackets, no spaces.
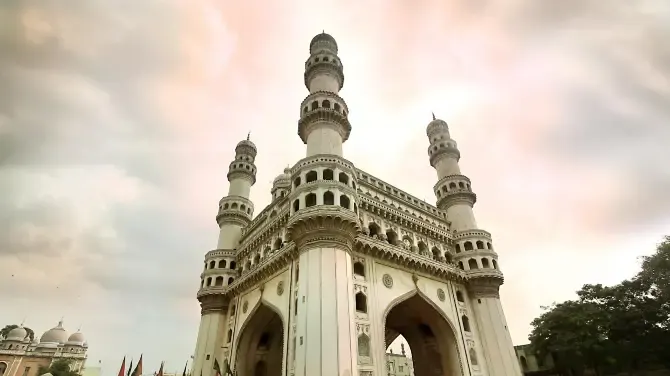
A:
385,294,462,376
235,304,284,376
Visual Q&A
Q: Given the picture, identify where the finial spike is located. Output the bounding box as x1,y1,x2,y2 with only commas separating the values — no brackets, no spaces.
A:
432,112,436,121
20,317,26,327
247,132,250,141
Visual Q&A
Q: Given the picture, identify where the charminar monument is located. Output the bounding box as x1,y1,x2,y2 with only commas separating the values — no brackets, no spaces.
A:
191,32,522,376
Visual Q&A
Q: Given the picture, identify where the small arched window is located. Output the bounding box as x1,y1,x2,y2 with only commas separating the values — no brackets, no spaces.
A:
456,291,465,302
305,193,317,207
306,171,317,183
322,100,331,109
338,172,349,184
455,244,462,253
215,276,223,286
353,262,365,278
340,195,351,209
482,258,491,268
355,292,367,313
458,261,464,270
368,223,380,237
323,169,334,180
218,260,226,268
294,177,301,187
476,241,484,249
462,315,471,332
228,277,234,285
464,241,474,251
230,261,237,270
311,101,318,110
493,259,498,269
227,329,232,343
324,191,335,205
293,199,300,212
209,261,215,269
468,259,478,270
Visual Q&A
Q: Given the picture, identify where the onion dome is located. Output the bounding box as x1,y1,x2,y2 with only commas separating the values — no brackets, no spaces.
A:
426,113,450,137
39,320,69,344
309,31,338,54
273,167,291,188
67,331,85,345
6,326,27,341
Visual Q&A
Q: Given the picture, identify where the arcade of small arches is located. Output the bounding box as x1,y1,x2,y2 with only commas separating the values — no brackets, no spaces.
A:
363,221,454,264
301,96,348,117
228,160,257,175
456,257,498,272
291,190,357,214
305,52,342,69
292,167,356,190
235,236,288,276
434,180,473,199
219,201,253,216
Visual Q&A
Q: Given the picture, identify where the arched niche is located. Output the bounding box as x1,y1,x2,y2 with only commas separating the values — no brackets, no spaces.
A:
233,302,285,376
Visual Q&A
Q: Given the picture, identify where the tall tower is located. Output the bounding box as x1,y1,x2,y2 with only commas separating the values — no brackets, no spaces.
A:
193,137,257,376
428,117,521,376
298,32,351,157
287,32,361,376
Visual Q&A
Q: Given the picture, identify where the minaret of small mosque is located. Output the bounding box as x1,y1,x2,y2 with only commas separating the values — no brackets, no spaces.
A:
427,115,522,376
298,32,351,157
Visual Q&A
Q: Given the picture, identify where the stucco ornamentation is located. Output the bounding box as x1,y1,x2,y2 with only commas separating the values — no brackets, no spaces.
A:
437,288,446,302
199,295,229,315
277,281,285,296
286,207,360,252
382,274,393,289
467,276,502,298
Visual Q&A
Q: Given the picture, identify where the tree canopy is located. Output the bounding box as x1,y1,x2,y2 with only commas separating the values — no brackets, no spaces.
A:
0,324,35,341
529,236,670,375
37,359,81,376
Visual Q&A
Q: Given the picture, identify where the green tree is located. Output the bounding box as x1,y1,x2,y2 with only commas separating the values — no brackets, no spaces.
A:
529,300,611,376
529,236,670,374
0,325,35,341
36,359,81,376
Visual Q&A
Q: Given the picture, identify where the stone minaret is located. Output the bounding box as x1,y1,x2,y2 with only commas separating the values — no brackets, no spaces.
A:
298,32,351,157
427,116,522,376
287,32,360,376
192,137,257,376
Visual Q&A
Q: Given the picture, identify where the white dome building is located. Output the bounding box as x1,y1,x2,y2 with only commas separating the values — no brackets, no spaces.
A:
0,320,88,376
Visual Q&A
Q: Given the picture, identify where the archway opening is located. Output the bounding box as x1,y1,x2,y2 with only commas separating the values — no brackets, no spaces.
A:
385,294,462,376
235,304,284,376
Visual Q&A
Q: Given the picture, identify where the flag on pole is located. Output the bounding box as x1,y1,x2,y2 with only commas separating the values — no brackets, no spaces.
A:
117,357,127,376
156,361,164,376
182,361,188,376
131,354,143,376
127,360,133,376
213,359,221,376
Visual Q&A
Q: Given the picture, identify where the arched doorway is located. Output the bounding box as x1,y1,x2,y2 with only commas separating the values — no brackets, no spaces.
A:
0,362,7,376
235,303,284,376
384,293,462,376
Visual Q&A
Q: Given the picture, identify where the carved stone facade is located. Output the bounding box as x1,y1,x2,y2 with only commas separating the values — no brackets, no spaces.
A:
190,33,522,376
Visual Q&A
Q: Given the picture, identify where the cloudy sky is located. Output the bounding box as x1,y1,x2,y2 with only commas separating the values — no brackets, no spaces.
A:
1,0,669,373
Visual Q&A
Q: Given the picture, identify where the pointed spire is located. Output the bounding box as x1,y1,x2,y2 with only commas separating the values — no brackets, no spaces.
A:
247,131,251,141
58,317,64,327
432,112,436,121
20,317,26,327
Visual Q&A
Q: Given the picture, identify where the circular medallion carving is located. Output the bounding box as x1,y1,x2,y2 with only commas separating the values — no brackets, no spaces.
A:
277,281,285,296
382,274,393,289
242,300,249,313
437,288,446,302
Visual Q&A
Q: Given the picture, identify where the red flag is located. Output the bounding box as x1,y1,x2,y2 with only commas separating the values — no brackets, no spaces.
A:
131,354,143,376
117,357,127,376
156,362,164,376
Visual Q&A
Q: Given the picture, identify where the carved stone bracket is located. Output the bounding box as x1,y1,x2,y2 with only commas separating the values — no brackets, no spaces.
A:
467,276,503,299
199,294,229,315
286,206,360,252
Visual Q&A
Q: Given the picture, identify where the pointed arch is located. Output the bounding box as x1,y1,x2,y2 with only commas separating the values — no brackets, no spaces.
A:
382,289,465,376
234,300,286,376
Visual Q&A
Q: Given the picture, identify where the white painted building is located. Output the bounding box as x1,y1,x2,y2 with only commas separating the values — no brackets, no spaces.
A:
191,32,522,376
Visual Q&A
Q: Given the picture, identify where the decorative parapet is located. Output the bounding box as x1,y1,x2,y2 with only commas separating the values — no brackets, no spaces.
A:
359,197,451,242
428,140,461,166
237,210,290,258
291,154,356,176
354,236,466,283
205,249,236,259
466,273,504,299
436,189,477,210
